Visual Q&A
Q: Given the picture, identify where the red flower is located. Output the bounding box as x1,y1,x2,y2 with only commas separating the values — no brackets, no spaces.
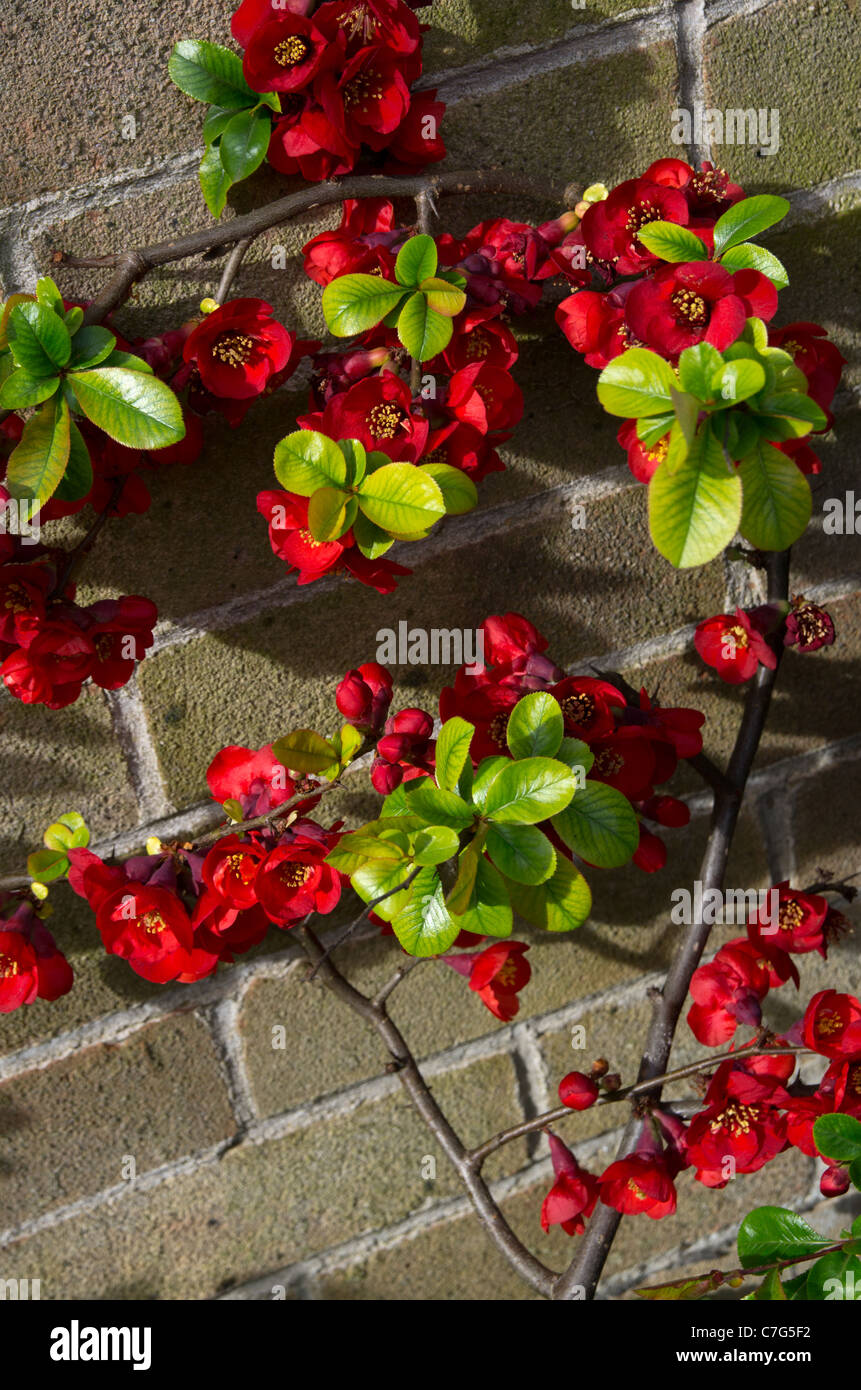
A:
632,825,667,873
558,1071,600,1110
257,489,348,582
801,991,861,1060
183,299,295,400
206,741,298,816
299,372,429,462
447,363,524,434
541,1132,600,1236
616,418,669,483
748,882,828,955
643,158,744,215
687,941,773,1047
268,95,358,181
320,45,410,147
588,728,656,800
255,830,344,926
232,0,316,49
685,1056,791,1187
768,321,845,423
468,940,530,1021
0,928,38,1012
315,0,422,61
96,884,194,984
626,262,777,357
0,563,53,645
598,1153,677,1219
555,287,633,369
548,675,625,741
580,176,691,276
202,835,266,911
242,14,334,93
482,611,550,668
85,596,157,690
336,661,393,730
694,607,777,684
784,595,835,652
371,707,435,793
383,90,446,172
303,198,398,287
442,316,519,373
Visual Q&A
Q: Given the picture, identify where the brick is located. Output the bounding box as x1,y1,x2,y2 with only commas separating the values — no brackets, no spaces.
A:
769,201,861,391
0,686,136,874
792,409,861,591
702,0,860,192
3,1053,525,1298
418,0,662,71
0,1013,234,1225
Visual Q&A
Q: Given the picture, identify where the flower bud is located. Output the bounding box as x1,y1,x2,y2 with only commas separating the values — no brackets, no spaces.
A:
820,1163,851,1198
559,1071,600,1110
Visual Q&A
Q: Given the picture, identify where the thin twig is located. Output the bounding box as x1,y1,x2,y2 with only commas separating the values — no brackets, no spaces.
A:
372,955,425,1007
553,549,792,1301
305,864,421,980
216,235,257,304
410,187,434,397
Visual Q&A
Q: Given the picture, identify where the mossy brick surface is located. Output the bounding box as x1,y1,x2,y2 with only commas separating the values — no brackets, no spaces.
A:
790,754,861,917
792,409,861,591
0,1013,234,1226
769,199,861,390
702,0,860,193
417,0,661,71
3,1053,525,1299
0,1,235,203
0,686,136,873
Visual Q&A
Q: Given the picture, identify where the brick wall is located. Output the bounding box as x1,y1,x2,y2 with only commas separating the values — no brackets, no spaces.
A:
0,0,859,1299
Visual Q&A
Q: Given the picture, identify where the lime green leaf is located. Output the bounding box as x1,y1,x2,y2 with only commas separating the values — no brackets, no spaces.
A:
446,828,488,916
419,461,477,516
168,39,259,108
326,835,406,876
597,347,679,418
412,825,460,867
737,1206,832,1269
68,368,185,449
35,277,65,315
419,277,467,317
505,692,564,760
649,422,742,568
44,812,90,851
405,780,474,830
339,437,367,488
352,510,394,559
272,729,338,776
719,242,789,290
307,486,355,542
322,274,407,337
391,868,460,957
54,422,94,503
351,858,415,922
27,848,70,885
712,358,766,406
555,738,594,777
755,391,828,436
67,325,117,371
506,855,591,932
451,856,512,938
397,292,453,361
552,780,639,868
471,756,511,812
483,757,577,824
813,1113,861,1164
100,350,153,374
6,395,71,504
737,439,811,551
677,342,724,402
358,461,445,535
274,429,348,495
486,822,555,885
198,142,232,219
435,716,475,793
635,221,709,262
395,234,437,287
713,195,790,257
0,369,60,409
8,301,71,375
220,105,271,183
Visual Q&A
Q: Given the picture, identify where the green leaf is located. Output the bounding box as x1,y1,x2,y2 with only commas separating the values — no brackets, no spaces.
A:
435,717,474,793
100,350,154,374
753,1269,786,1301
719,242,789,290
274,429,348,495
68,368,185,449
5,395,71,504
486,822,555,885
351,858,415,922
506,854,591,932
219,105,271,183
483,757,577,824
0,368,60,409
597,347,679,418
737,1206,832,1269
505,692,564,760
394,234,437,287
322,274,407,337
713,195,790,257
391,869,460,957
552,780,639,868
64,306,84,335
326,834,406,876
813,1113,861,1164
27,848,70,885
807,1250,861,1301
307,486,355,542
202,104,236,144
8,301,71,375
67,325,116,371
412,825,460,867
635,221,708,262
271,729,338,776
397,292,453,361
754,391,829,436
358,462,445,536
35,277,64,315
54,422,94,503
420,277,467,317
446,829,488,916
198,142,232,219
43,812,89,851
339,437,367,488
418,461,477,516
168,39,259,109
555,738,594,777
405,780,474,830
711,358,766,406
677,342,724,402
352,510,394,559
635,1272,725,1301
451,856,512,938
649,421,742,568
471,757,510,811
737,439,812,551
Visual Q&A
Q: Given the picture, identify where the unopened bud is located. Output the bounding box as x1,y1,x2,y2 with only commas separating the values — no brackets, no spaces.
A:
145,836,163,855
591,1058,610,1078
199,297,220,315
602,1073,622,1092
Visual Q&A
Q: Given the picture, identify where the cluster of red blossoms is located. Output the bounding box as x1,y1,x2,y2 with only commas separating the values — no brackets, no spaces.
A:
259,201,592,592
231,0,445,180
0,894,73,1013
553,161,846,486
695,594,836,684
55,742,345,987
435,610,704,872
